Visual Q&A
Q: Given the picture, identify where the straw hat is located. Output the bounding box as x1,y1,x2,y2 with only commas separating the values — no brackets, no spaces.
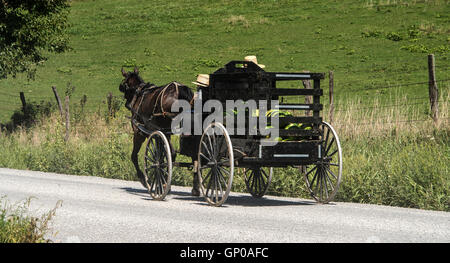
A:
244,55,265,69
192,74,209,87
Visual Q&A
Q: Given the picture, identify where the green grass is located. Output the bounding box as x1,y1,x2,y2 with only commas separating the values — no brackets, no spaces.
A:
0,0,449,122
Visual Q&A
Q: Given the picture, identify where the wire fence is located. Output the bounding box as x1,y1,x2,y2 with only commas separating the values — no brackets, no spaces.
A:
1,58,449,129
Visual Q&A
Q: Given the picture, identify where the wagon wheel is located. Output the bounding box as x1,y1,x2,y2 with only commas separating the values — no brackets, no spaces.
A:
144,131,172,201
244,167,273,198
302,121,342,203
198,122,234,206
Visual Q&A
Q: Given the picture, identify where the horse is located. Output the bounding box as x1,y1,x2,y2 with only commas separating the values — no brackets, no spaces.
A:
119,67,200,196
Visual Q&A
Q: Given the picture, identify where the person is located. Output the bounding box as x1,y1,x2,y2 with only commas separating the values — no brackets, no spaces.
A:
244,55,265,69
192,74,209,88
185,74,210,196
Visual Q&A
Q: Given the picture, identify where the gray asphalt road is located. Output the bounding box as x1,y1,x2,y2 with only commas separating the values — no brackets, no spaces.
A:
0,167,449,243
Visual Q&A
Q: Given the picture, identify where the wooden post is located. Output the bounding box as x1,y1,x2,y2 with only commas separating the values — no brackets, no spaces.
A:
428,54,439,124
52,86,64,119
302,71,312,116
64,96,70,142
19,92,26,110
328,71,334,124
107,92,113,117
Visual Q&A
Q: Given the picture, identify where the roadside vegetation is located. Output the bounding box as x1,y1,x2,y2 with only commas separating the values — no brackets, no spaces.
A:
0,0,449,212
0,96,448,211
0,197,61,243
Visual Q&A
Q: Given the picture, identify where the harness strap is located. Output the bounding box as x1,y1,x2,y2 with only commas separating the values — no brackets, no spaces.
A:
129,83,157,131
151,81,180,117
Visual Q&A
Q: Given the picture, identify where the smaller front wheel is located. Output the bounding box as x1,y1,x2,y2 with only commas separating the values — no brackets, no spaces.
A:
244,167,273,198
198,122,234,206
144,131,172,201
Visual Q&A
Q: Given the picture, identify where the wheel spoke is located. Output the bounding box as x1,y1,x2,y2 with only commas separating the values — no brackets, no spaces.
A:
321,168,329,199
328,149,338,158
203,169,212,184
201,141,213,160
217,165,231,176
206,133,214,157
324,168,335,192
325,137,335,156
213,169,219,202
325,165,338,180
323,126,330,152
216,168,225,196
250,170,256,192
205,171,213,198
314,168,321,199
305,166,317,178
309,167,319,187
199,152,212,162
159,168,168,185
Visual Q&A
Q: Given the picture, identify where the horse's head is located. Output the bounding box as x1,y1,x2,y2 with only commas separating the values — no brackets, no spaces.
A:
119,67,144,109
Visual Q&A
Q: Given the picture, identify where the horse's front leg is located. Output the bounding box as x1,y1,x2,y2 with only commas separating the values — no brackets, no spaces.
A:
131,131,147,188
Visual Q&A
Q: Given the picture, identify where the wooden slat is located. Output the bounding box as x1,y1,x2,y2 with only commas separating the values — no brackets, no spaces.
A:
278,129,320,137
278,116,322,125
273,88,323,96
276,103,323,111
270,72,325,80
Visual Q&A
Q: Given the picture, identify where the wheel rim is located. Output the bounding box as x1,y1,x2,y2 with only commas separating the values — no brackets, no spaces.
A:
198,123,234,206
244,167,273,198
303,121,342,203
144,131,172,201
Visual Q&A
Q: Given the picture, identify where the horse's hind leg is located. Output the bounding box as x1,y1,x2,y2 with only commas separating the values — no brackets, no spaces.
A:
131,132,147,188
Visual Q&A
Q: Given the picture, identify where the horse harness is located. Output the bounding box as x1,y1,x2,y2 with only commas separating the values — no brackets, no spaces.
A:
129,81,182,134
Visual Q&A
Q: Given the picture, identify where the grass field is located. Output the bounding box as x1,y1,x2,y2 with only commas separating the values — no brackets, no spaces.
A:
0,0,449,122
0,0,449,211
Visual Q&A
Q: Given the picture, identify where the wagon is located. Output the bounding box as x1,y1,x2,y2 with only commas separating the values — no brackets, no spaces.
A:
135,60,342,206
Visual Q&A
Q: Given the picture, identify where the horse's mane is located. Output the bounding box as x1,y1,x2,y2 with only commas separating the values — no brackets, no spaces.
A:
176,84,194,102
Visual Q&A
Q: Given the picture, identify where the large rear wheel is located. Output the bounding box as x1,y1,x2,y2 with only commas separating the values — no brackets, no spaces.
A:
198,122,234,206
302,121,342,203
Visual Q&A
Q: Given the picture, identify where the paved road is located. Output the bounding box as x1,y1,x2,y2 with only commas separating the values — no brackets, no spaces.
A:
0,167,449,243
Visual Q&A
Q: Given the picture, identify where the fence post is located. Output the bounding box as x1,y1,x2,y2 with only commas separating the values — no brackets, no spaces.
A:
107,92,113,117
52,86,64,120
328,71,334,124
64,96,70,142
428,54,439,124
302,71,312,116
19,92,26,110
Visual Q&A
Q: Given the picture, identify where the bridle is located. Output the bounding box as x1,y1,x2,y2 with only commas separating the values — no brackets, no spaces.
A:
120,72,147,110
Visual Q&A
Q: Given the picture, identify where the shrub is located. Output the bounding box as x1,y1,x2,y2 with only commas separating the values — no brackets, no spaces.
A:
386,32,403,41
0,197,61,243
6,101,55,131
